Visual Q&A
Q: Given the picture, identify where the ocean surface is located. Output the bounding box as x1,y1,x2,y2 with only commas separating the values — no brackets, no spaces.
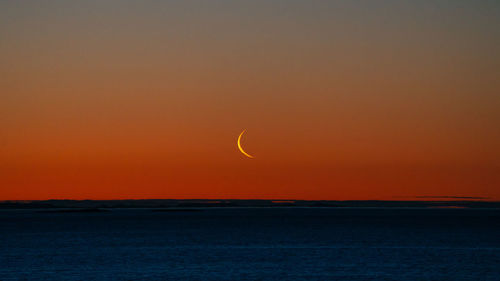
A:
1,208,499,280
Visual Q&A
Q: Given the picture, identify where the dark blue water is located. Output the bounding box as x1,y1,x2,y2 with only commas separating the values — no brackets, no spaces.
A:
1,208,500,280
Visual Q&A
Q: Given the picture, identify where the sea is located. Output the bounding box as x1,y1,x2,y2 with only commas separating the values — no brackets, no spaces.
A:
1,208,499,280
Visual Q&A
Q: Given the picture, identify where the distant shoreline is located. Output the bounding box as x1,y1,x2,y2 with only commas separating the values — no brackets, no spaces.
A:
1,199,499,209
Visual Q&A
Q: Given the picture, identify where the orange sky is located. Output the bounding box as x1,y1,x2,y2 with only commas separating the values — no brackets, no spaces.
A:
1,1,499,200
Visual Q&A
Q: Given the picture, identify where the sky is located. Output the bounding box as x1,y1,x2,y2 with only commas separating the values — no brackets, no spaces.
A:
1,0,499,200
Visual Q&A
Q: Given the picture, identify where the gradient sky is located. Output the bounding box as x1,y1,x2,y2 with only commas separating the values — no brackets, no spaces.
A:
1,0,499,200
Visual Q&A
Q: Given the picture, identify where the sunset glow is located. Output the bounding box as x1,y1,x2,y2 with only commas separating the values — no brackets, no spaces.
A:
1,1,499,200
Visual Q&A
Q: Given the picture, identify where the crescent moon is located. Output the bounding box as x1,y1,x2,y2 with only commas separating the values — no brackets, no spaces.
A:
237,130,255,159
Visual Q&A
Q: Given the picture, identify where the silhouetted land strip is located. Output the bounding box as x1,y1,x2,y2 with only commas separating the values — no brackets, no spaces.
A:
37,208,110,213
1,199,500,209
152,208,203,212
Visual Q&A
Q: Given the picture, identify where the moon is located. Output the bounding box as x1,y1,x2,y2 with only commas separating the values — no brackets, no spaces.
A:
237,130,255,159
